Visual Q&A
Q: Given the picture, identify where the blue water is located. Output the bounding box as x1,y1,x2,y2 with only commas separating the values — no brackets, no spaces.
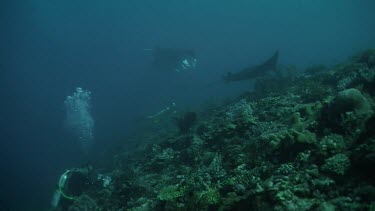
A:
0,0,374,210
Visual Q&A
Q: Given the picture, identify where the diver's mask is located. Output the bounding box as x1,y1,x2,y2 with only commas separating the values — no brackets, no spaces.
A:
51,168,111,208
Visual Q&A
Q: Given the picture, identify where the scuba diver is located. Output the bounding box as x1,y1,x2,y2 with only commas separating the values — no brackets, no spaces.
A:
50,164,111,210
146,46,197,72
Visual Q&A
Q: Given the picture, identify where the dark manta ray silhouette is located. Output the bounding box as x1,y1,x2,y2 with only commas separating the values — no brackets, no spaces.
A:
223,51,279,82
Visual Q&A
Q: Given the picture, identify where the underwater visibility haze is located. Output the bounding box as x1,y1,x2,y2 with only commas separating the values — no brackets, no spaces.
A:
1,0,375,210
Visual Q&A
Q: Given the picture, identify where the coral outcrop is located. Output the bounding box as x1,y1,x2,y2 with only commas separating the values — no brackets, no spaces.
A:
60,49,375,210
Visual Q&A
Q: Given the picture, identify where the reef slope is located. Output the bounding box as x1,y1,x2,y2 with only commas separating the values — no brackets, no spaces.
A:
67,49,375,210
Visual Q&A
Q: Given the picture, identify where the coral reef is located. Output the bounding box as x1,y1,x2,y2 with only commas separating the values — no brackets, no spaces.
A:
58,49,375,210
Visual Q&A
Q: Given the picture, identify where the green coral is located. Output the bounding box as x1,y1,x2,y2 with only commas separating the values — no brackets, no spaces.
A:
324,88,373,135
197,187,221,205
275,163,295,175
321,153,350,175
289,112,317,144
274,190,314,211
158,185,186,201
319,134,346,156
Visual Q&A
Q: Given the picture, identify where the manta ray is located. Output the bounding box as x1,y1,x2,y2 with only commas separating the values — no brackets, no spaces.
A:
223,51,279,82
